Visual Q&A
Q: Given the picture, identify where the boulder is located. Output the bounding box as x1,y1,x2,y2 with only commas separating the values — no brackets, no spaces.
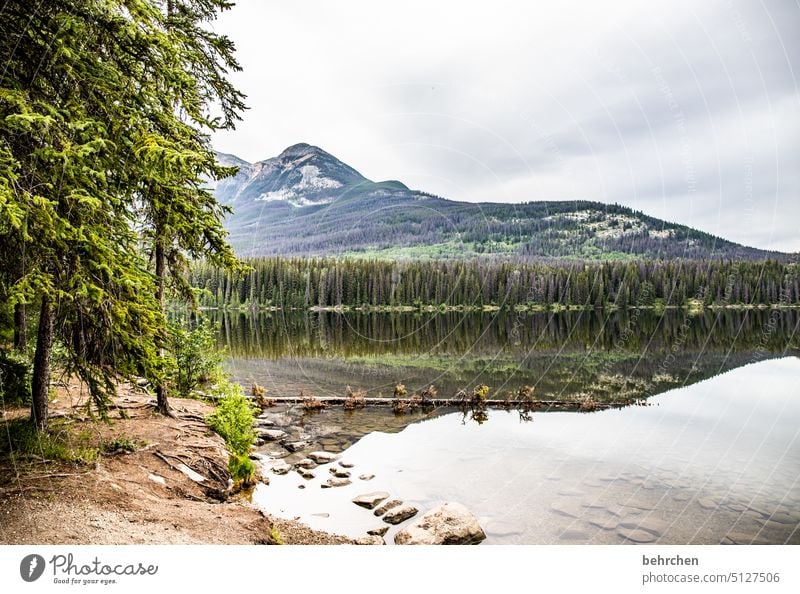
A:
352,491,390,510
394,502,486,545
339,461,354,468
271,462,292,475
283,440,309,453
295,458,317,469
356,535,386,545
329,467,351,478
321,477,351,488
367,526,389,537
308,451,338,464
382,505,418,525
359,474,375,481
258,429,287,441
374,499,402,516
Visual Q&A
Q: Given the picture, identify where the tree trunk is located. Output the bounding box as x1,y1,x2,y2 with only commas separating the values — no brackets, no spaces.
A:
31,296,54,431
13,302,27,350
154,240,172,416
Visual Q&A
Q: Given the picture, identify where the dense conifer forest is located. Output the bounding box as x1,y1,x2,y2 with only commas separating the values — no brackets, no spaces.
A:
189,258,800,310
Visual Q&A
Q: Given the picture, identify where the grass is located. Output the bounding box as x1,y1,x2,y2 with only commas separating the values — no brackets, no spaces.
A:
0,418,100,465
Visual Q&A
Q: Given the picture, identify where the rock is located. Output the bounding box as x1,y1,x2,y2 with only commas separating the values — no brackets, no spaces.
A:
383,505,419,525
588,518,618,530
297,485,305,489
394,502,486,545
352,491,390,510
339,461,355,468
618,516,667,536
148,473,166,486
283,440,309,453
295,458,317,469
356,535,386,545
177,463,207,483
697,497,718,510
550,500,582,519
367,526,389,537
559,529,589,541
258,412,293,427
359,474,375,481
258,429,287,441
767,512,796,525
271,463,292,475
617,527,657,543
329,467,351,478
135,378,149,387
723,531,771,545
308,451,338,464
298,470,315,480
321,477,351,488
254,438,266,447
311,512,330,518
374,499,402,516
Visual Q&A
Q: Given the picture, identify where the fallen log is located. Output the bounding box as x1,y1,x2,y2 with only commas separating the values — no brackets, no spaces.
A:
258,396,627,412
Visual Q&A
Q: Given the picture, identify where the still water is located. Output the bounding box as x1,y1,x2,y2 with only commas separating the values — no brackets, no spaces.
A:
215,309,799,544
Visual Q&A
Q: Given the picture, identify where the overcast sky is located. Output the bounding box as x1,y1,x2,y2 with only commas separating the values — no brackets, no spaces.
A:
212,0,799,252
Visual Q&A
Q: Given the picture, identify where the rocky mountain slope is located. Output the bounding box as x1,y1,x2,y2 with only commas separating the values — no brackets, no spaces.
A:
213,143,787,261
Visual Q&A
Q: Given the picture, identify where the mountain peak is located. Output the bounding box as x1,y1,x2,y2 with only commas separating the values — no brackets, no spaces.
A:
277,142,325,159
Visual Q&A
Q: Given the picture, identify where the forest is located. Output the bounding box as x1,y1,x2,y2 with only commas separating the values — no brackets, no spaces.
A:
189,257,800,310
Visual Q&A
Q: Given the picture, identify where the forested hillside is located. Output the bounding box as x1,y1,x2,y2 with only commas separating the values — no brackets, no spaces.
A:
213,145,791,262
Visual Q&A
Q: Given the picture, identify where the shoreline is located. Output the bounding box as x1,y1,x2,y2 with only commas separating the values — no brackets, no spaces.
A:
0,381,356,545
195,302,800,314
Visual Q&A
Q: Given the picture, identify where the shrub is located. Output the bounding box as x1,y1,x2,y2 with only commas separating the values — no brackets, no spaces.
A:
168,319,223,397
0,350,31,406
206,380,257,484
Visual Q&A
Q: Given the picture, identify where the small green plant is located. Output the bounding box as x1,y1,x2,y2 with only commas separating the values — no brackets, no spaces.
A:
270,526,285,545
472,384,490,403
168,319,224,397
206,380,257,485
101,435,140,454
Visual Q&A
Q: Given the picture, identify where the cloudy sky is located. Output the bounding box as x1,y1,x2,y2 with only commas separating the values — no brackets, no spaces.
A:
212,0,799,252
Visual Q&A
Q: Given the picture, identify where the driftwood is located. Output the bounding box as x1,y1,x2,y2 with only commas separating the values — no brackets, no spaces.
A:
260,396,621,412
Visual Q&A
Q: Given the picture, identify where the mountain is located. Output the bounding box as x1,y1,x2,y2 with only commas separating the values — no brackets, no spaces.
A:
213,143,789,261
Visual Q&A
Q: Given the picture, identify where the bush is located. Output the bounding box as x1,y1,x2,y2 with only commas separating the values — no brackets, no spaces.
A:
168,319,223,397
0,350,31,406
206,380,257,484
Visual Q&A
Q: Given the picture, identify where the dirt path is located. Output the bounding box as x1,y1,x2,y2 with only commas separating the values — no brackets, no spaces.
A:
0,380,353,545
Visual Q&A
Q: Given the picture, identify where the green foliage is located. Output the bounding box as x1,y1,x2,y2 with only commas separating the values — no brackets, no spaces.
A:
206,380,257,484
101,435,141,453
168,319,224,397
0,350,31,405
0,0,244,427
0,418,99,464
227,452,255,485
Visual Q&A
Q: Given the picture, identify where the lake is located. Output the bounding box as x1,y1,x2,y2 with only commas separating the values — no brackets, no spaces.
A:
213,309,800,544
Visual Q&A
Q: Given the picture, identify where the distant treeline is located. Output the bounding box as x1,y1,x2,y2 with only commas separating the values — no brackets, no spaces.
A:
188,258,800,309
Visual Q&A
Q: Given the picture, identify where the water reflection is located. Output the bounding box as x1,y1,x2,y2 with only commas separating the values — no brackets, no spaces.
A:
253,357,800,545
213,309,799,403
